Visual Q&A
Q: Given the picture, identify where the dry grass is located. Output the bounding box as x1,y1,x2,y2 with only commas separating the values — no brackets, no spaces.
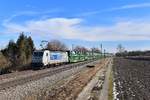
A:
0,53,7,67
108,70,113,100
0,52,12,74
0,52,10,68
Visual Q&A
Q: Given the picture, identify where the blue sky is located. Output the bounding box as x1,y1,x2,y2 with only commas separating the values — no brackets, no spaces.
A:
1,0,150,52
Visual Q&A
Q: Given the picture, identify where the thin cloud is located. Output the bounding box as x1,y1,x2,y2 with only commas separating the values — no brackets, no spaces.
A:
3,18,150,41
121,3,150,9
3,9,61,23
79,2,150,17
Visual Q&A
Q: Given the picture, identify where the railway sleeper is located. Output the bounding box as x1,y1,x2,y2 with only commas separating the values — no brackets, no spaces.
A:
0,60,99,91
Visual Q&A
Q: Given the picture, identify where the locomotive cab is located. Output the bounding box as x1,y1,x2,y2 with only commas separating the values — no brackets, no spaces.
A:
31,50,50,67
31,50,69,69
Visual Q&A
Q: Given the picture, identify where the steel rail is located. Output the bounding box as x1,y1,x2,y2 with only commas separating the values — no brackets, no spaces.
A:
0,59,100,90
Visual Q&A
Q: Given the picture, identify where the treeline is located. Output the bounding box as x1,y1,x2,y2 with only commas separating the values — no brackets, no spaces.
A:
115,44,150,57
46,39,101,53
116,50,150,57
0,33,101,74
0,33,34,73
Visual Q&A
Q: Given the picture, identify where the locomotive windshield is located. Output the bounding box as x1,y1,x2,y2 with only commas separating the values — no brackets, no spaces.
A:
33,52,43,57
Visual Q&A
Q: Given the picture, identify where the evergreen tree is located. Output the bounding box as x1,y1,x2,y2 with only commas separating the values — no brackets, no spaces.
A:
26,36,34,60
1,32,35,70
16,33,27,65
7,40,18,64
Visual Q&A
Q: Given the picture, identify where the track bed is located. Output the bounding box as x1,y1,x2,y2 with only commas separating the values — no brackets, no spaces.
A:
0,59,101,100
25,58,110,100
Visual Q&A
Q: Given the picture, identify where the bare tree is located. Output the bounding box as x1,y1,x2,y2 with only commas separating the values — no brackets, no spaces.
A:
91,47,101,53
117,44,125,53
73,46,88,54
116,44,127,57
47,40,68,51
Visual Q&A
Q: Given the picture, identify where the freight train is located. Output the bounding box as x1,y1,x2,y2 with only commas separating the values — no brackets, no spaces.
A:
31,50,102,69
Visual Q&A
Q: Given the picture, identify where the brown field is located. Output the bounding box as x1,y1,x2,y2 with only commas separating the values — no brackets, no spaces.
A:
113,58,150,100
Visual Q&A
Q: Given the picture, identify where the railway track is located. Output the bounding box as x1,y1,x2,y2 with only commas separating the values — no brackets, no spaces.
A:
0,59,99,90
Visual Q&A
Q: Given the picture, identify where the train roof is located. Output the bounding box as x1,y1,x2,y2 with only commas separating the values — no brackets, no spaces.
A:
33,49,69,52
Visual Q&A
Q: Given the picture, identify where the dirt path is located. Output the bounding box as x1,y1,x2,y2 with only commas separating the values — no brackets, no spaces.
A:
76,58,112,100
99,58,113,100
76,64,106,100
39,58,110,100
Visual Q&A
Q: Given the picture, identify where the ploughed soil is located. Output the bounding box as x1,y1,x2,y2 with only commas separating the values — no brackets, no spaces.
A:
41,59,109,100
113,58,150,100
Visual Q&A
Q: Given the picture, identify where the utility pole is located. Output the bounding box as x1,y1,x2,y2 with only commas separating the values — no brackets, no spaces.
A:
100,44,103,57
72,44,74,51
104,49,106,57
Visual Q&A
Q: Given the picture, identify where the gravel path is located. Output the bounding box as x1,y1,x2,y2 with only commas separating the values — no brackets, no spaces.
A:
43,59,108,100
76,58,112,100
76,64,106,100
99,58,113,100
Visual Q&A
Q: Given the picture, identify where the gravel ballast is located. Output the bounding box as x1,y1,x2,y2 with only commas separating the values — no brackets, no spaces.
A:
0,61,100,100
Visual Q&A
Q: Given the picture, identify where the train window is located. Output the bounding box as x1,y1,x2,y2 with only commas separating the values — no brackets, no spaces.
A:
33,52,43,57
46,53,48,56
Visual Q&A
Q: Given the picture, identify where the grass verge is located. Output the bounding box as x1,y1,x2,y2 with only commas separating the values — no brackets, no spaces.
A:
108,69,113,100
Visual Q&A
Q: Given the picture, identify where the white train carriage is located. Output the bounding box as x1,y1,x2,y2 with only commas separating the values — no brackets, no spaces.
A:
31,50,69,67
49,51,69,64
